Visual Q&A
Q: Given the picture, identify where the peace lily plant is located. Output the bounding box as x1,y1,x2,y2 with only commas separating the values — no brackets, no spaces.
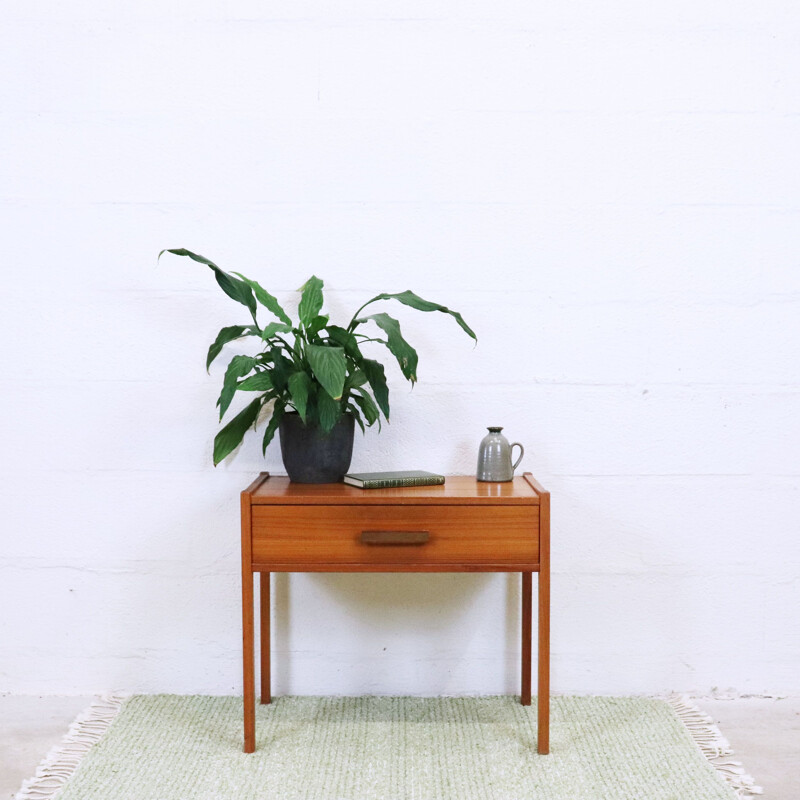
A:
161,248,477,466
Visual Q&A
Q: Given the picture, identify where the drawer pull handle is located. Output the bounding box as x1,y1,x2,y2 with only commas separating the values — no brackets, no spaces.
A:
360,530,430,545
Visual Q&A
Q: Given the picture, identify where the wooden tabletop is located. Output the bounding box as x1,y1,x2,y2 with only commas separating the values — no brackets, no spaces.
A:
246,474,541,505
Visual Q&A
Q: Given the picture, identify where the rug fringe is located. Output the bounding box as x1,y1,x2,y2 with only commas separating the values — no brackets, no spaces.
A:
14,694,128,800
668,694,764,798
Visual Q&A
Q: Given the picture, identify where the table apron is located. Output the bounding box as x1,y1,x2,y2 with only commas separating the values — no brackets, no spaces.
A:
250,562,541,572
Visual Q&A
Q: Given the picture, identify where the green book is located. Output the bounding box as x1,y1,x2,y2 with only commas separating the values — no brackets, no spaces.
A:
342,470,446,489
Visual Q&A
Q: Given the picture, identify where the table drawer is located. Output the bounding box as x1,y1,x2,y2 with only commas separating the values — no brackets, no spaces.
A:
251,505,538,569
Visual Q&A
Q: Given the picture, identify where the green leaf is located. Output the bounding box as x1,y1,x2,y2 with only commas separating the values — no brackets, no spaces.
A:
316,388,341,433
348,404,366,434
206,325,254,372
360,358,390,419
358,313,418,384
266,347,294,393
287,371,312,422
232,273,292,325
214,273,256,317
218,355,256,420
159,247,219,268
160,248,256,317
306,314,329,339
343,369,367,394
298,275,324,327
237,371,273,391
353,388,380,430
354,289,477,342
259,321,293,342
327,325,364,361
306,344,347,401
262,401,285,455
213,396,262,465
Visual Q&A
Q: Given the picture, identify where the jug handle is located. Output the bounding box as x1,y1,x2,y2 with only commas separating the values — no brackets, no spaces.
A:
510,443,524,472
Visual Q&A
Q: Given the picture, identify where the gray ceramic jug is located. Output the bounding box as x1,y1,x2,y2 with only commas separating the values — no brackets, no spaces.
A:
477,427,524,482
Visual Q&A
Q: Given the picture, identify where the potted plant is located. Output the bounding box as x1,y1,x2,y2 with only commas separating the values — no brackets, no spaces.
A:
160,248,477,482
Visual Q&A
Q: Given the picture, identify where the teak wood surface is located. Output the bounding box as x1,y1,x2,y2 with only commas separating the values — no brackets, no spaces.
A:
240,472,550,755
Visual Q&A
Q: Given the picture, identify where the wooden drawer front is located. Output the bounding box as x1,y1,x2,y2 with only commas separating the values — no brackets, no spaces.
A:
251,505,538,568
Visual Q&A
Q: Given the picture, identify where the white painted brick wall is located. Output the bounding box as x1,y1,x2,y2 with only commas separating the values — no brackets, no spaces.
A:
1,1,799,696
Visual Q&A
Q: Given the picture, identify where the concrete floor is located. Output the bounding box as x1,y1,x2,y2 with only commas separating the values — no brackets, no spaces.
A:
1,695,92,800
695,697,800,799
2,695,798,798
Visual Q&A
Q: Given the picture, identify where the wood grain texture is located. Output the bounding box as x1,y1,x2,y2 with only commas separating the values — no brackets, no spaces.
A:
260,572,270,705
249,561,540,573
243,471,271,495
537,484,551,755
240,473,550,755
250,475,539,505
240,489,255,753
521,571,532,706
252,505,538,568
521,472,547,497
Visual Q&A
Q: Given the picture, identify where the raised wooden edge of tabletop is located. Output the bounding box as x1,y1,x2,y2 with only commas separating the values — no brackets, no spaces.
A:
522,472,548,498
242,471,271,496
246,473,540,505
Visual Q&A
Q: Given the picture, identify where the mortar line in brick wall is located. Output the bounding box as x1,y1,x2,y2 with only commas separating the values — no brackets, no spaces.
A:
3,469,800,479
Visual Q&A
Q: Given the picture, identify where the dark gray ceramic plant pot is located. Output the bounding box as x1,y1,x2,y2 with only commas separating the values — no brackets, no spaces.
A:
279,412,355,483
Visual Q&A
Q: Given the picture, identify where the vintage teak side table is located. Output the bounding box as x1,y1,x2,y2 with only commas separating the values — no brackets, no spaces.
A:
240,472,550,754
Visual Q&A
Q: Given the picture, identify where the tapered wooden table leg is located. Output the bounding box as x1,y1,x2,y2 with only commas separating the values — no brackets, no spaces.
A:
537,493,551,754
242,566,255,752
521,571,532,706
537,568,550,753
260,572,271,704
242,488,256,754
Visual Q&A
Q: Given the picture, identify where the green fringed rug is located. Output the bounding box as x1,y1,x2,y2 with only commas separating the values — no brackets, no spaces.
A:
16,695,760,800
